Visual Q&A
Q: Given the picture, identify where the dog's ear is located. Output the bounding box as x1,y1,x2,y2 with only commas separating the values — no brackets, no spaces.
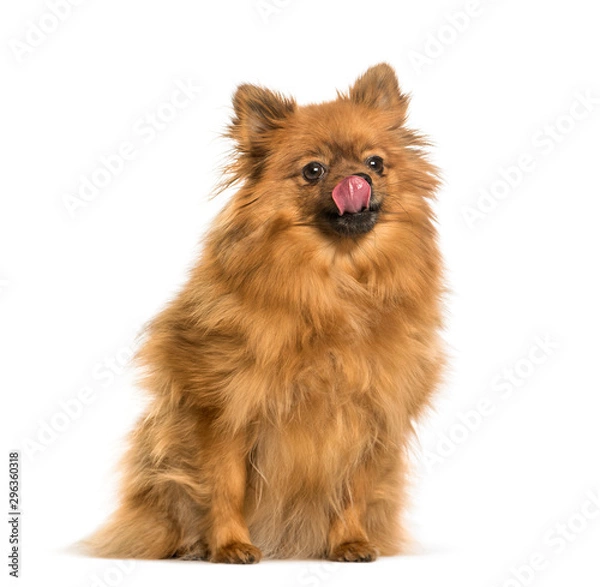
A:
230,84,296,156
349,63,409,115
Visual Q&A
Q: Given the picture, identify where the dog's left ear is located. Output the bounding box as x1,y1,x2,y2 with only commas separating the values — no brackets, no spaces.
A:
349,63,409,115
230,84,296,156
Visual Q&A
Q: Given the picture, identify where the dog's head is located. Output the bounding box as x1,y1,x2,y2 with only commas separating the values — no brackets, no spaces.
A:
225,63,437,245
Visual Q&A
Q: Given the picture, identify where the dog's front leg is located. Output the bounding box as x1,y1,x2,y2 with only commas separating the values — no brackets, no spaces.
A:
206,431,261,564
328,467,378,562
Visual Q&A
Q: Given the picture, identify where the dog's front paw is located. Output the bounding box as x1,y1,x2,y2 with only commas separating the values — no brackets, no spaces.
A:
329,540,378,562
211,541,262,564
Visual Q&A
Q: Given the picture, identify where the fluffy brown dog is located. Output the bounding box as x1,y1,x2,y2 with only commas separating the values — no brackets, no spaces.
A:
86,63,444,563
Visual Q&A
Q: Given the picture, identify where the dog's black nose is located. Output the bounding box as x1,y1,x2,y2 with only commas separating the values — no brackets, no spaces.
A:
353,172,372,186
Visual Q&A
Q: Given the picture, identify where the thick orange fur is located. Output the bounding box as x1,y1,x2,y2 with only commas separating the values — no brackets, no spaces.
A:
84,64,445,563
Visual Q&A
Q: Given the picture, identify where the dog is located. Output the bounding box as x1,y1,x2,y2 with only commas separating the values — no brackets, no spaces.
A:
85,63,445,563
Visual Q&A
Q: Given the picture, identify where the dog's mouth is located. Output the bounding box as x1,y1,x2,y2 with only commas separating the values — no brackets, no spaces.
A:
321,173,380,236
322,203,381,236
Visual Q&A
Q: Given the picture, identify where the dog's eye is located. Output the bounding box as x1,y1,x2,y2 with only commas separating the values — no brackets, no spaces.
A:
366,155,384,174
302,161,327,182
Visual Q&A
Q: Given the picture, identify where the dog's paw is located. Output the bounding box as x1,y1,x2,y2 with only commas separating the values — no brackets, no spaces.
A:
329,540,378,562
211,541,262,564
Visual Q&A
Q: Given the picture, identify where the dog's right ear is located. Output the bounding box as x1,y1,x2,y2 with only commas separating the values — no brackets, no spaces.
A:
230,84,296,157
349,63,408,111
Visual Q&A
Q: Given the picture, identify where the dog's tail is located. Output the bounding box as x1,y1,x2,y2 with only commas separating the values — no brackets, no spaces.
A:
77,505,180,559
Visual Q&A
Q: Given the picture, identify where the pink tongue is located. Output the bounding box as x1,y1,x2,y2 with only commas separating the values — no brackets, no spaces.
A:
331,176,371,215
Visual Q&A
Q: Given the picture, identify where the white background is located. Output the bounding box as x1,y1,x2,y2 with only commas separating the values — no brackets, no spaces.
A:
1,1,599,586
